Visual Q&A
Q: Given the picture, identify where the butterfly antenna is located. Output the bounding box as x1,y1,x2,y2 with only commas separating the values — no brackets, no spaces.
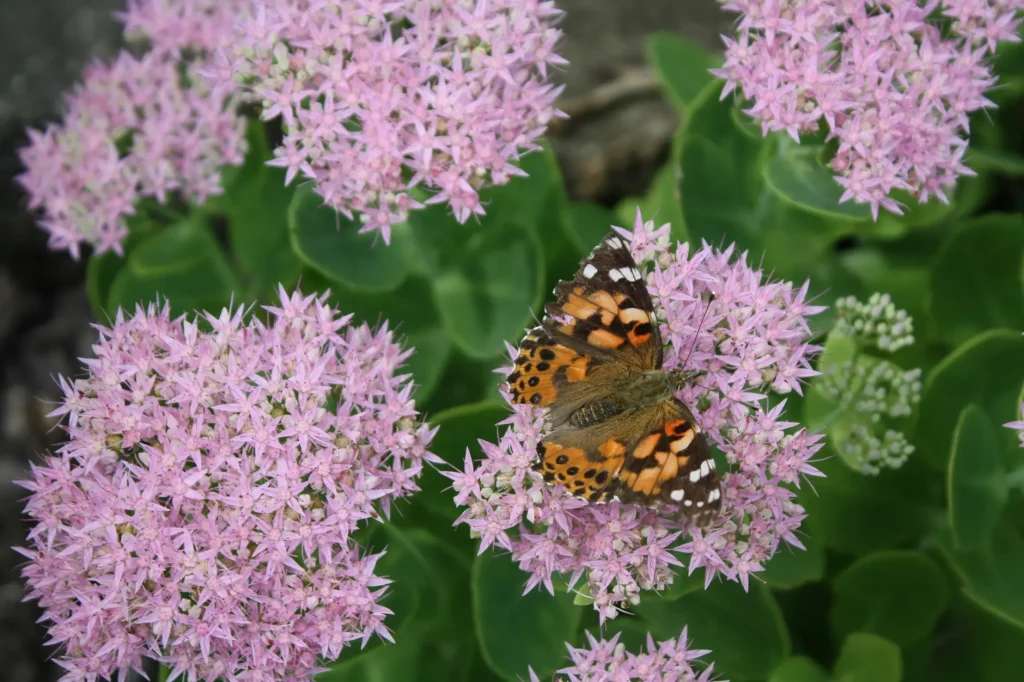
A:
680,292,716,373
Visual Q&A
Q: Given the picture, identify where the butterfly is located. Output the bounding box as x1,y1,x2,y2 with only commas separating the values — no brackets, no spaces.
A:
506,233,722,527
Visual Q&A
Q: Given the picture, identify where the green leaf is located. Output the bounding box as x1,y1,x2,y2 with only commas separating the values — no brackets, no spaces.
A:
415,401,507,520
760,532,825,590
915,329,1024,470
86,250,127,321
764,146,873,221
803,332,858,431
289,184,414,292
948,405,1010,550
923,597,1024,682
941,522,1024,631
831,551,948,646
678,82,861,300
929,214,1024,347
796,454,935,555
107,218,239,315
635,581,790,681
833,633,902,682
646,32,720,111
411,210,543,359
769,657,830,682
472,551,582,681
567,201,620,256
966,148,1024,177
217,121,301,299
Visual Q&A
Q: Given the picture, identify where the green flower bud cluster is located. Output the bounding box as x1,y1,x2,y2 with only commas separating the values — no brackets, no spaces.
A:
840,425,915,476
833,293,914,353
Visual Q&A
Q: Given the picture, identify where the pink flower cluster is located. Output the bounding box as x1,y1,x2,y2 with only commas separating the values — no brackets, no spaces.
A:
449,211,825,621
214,0,566,242
529,628,722,682
17,288,438,682
17,48,246,258
714,1,1023,218
118,0,249,56
1006,403,1024,447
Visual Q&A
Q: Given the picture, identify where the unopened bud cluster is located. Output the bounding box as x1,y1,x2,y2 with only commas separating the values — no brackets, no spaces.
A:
818,293,922,475
834,293,914,352
841,425,916,476
818,359,922,421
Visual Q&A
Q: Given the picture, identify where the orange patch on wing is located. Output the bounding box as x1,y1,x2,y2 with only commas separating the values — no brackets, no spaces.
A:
564,292,615,326
632,433,660,460
507,339,590,406
587,328,626,349
540,440,620,499
598,437,627,461
589,290,620,314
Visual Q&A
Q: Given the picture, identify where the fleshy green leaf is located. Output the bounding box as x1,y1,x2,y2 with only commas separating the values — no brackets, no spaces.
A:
831,551,948,646
646,32,720,111
760,533,825,590
764,146,872,221
107,218,238,315
678,82,861,300
289,184,414,292
796,454,934,555
833,633,902,682
567,201,620,257
86,250,127,321
635,581,790,681
924,598,1024,682
769,657,830,682
217,121,301,299
929,214,1024,346
941,522,1024,631
915,329,1024,470
948,405,1010,550
472,551,582,681
410,210,543,359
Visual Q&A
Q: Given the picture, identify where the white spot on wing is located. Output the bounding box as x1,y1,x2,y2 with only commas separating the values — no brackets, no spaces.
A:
689,469,701,483
609,268,624,282
582,263,598,278
708,488,720,502
605,237,624,248
699,460,710,478
670,489,685,501
696,501,705,508
683,499,693,507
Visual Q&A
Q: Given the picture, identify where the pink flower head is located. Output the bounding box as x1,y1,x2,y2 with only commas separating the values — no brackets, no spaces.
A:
528,627,723,682
18,287,438,682
16,49,246,258
1005,403,1024,448
713,1,1022,218
449,210,826,621
213,0,567,243
118,0,248,56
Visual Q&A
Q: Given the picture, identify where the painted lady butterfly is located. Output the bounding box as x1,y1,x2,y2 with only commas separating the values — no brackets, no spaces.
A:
507,233,722,527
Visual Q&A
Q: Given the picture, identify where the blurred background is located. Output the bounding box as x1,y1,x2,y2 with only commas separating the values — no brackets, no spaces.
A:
0,1,730,680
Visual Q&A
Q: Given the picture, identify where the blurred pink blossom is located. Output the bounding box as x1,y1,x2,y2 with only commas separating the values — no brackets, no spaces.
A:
17,50,245,258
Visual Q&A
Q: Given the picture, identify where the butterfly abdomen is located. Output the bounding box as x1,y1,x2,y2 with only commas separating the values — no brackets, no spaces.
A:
569,397,626,428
